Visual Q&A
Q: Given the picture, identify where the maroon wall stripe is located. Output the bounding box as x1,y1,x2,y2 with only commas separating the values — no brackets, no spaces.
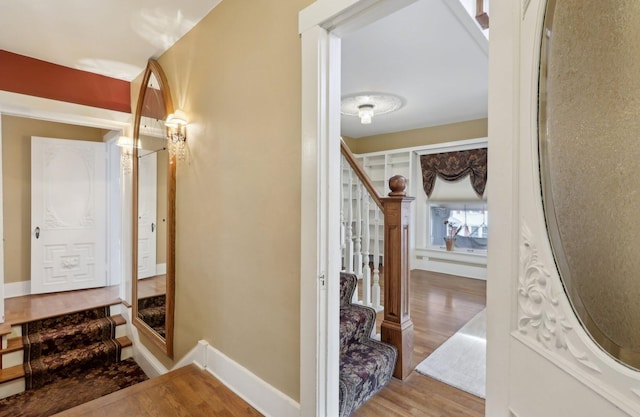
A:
0,50,131,113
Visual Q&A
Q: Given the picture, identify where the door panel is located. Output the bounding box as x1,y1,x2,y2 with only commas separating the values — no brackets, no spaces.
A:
31,137,106,294
137,151,157,279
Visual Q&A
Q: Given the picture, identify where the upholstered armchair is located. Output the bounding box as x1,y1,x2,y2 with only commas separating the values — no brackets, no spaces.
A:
339,272,397,417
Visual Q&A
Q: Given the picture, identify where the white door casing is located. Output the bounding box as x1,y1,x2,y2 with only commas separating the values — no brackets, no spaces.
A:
0,95,130,321
137,151,157,279
31,136,107,294
299,1,419,415
105,130,124,288
0,115,5,321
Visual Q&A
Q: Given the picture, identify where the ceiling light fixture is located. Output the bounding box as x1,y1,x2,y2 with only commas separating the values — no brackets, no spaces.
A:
358,104,375,124
341,93,404,125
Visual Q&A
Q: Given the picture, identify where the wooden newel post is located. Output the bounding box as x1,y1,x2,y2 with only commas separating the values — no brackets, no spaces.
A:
381,175,414,380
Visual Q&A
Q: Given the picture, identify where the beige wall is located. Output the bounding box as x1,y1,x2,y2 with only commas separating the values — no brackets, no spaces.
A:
345,118,488,154
143,0,312,400
1,115,107,284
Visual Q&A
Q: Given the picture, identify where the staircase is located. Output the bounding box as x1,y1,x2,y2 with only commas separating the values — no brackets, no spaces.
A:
0,302,132,399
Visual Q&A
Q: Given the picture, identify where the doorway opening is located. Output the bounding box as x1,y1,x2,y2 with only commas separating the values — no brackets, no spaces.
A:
300,0,489,414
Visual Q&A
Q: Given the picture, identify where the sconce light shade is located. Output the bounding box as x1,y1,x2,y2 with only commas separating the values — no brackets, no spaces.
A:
165,109,188,161
165,109,188,128
117,136,136,173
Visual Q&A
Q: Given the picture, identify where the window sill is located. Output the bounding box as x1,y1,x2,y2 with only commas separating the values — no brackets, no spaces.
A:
414,247,487,265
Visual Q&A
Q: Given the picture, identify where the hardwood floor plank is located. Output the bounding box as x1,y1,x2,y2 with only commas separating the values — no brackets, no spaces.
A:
353,269,486,417
12,269,484,417
53,364,263,417
4,285,121,326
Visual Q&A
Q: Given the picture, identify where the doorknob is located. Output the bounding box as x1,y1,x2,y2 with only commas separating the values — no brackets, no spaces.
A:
151,223,155,233
35,226,40,239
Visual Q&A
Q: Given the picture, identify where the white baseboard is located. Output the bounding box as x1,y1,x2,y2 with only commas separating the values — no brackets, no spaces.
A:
413,250,487,280
125,328,299,416
5,281,30,298
193,340,300,417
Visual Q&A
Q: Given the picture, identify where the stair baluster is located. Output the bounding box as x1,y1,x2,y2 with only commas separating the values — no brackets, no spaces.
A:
344,167,354,275
372,208,382,312
354,183,363,281
361,188,371,307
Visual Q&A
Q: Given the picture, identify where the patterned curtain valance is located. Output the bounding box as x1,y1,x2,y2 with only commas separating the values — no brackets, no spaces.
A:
419,148,487,198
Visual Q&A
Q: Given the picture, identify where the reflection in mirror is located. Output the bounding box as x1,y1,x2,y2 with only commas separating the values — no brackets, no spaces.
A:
539,0,640,369
132,60,175,358
137,136,168,338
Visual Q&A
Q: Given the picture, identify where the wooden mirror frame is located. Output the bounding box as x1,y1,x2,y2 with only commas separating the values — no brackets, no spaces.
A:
132,59,175,358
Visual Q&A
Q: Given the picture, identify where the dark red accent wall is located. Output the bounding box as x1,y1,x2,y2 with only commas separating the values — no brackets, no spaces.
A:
0,50,131,113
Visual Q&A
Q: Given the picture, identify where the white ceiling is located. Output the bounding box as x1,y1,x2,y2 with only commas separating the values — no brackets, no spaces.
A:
0,0,222,81
341,0,488,138
0,0,487,138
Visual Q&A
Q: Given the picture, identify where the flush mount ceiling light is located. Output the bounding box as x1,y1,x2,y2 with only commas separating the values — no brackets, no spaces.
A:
341,94,404,125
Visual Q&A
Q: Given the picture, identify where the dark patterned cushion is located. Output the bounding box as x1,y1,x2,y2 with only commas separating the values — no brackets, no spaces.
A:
339,272,397,417
340,272,357,307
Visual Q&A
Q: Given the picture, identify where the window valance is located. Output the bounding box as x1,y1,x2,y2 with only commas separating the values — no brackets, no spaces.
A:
419,148,487,198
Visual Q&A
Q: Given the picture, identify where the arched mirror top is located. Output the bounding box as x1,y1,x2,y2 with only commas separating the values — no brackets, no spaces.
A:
134,60,174,141
132,59,175,358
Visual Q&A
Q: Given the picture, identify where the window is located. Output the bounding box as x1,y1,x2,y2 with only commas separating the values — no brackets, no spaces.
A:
429,203,488,251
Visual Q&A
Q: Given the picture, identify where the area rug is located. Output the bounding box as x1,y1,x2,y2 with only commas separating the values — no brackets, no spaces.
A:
0,358,148,417
415,308,486,398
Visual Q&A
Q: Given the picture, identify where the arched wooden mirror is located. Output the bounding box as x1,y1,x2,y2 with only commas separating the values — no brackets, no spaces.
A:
132,59,175,357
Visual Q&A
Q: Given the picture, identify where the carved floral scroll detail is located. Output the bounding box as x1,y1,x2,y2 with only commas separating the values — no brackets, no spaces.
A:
518,224,601,373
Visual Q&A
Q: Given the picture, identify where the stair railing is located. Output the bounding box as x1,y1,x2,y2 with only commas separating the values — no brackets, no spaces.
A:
340,139,414,380
340,142,383,312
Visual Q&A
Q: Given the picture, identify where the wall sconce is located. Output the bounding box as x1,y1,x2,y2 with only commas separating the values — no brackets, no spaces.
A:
165,109,188,161
116,136,137,173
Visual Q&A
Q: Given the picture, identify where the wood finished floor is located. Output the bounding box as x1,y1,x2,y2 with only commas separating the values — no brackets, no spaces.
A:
137,275,166,299
353,269,487,417
3,285,120,328
53,363,262,417
4,270,486,417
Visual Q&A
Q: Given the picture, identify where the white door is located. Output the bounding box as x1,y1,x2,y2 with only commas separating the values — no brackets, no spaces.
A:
137,151,157,279
31,137,107,294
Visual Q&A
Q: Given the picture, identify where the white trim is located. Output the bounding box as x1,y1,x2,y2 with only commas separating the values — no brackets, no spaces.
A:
300,24,339,417
4,281,30,299
0,90,132,306
174,339,209,370
299,0,418,35
121,304,168,378
0,115,4,322
105,131,125,288
300,1,433,415
0,91,131,131
414,247,487,280
441,0,489,56
350,137,487,158
200,341,300,417
485,0,519,414
155,263,167,275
